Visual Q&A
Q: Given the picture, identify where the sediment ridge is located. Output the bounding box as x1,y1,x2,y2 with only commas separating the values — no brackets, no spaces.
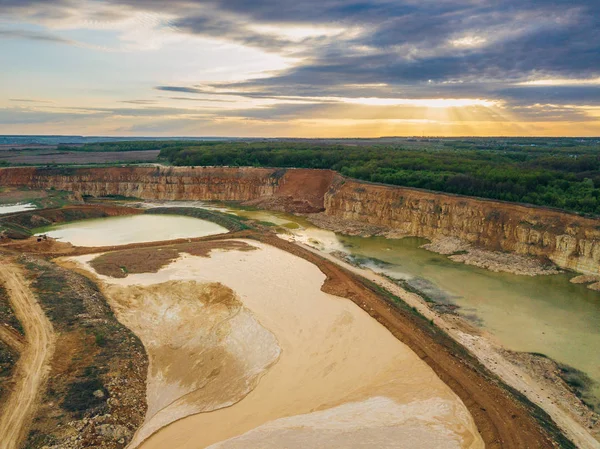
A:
1,166,599,275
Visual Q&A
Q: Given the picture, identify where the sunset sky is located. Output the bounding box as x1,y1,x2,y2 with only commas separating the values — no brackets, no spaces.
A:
1,0,599,137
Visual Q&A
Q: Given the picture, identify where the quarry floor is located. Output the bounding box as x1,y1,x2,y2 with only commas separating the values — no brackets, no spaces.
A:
0,204,598,449
33,229,573,449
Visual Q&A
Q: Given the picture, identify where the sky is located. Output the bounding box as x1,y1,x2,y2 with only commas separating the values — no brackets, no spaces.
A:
0,0,599,137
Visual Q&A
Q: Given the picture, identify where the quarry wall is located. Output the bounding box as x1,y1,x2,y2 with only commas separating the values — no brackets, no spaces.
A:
1,166,599,275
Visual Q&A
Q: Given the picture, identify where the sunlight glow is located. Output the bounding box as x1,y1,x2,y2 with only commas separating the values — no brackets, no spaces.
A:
343,97,499,108
249,24,346,41
450,35,487,48
518,78,600,86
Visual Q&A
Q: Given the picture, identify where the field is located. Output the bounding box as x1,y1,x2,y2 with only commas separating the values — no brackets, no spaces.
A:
0,148,159,165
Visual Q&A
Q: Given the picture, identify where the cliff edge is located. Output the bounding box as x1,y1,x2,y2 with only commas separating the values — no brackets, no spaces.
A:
1,166,599,275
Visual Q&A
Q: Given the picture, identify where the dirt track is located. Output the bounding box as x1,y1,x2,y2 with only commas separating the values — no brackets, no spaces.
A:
0,262,55,449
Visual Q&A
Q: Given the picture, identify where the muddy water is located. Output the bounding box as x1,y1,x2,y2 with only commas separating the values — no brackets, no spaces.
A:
0,202,36,215
79,240,483,449
187,202,600,402
36,214,227,246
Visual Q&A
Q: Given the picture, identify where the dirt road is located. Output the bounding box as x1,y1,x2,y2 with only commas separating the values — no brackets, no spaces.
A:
0,262,55,449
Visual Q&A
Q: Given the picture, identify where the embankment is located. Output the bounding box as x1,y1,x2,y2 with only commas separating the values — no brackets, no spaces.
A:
0,204,142,240
1,166,599,275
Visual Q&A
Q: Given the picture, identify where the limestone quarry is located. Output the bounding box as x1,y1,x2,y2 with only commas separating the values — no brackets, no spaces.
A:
0,166,599,449
1,166,599,275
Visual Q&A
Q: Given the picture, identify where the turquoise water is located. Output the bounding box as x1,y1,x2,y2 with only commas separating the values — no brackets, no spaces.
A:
338,235,600,401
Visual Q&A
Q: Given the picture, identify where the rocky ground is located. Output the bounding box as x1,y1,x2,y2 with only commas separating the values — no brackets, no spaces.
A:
306,212,394,236
501,350,600,441
19,257,148,449
570,275,600,291
446,247,561,276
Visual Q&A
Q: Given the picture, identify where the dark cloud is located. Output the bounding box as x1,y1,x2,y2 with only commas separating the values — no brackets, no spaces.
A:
172,14,293,50
498,86,600,106
144,0,599,115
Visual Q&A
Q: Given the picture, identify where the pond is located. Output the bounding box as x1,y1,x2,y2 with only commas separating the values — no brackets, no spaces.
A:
35,214,227,247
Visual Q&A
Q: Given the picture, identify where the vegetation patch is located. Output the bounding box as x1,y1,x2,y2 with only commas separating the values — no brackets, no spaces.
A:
257,220,277,227
0,284,24,334
557,363,600,412
93,194,141,201
0,222,32,239
0,341,19,402
90,240,257,278
20,256,148,449
62,367,108,416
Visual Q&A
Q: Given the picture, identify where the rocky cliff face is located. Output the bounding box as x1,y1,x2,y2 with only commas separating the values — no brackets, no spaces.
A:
325,179,600,275
2,166,599,275
0,167,335,213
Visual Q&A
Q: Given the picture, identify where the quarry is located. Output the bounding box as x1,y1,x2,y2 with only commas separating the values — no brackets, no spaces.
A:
0,166,599,449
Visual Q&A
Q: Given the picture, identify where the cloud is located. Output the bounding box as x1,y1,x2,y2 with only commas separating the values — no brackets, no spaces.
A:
0,105,211,126
0,28,75,44
155,86,206,94
118,99,158,105
0,107,95,125
9,98,53,104
3,0,600,128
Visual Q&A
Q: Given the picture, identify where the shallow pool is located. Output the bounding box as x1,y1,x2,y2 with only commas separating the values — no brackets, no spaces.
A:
36,214,227,247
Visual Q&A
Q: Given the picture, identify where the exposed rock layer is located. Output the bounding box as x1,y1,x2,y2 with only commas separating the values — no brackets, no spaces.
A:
1,166,599,275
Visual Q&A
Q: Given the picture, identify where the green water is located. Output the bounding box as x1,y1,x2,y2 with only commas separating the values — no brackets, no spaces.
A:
340,235,600,400
200,202,600,403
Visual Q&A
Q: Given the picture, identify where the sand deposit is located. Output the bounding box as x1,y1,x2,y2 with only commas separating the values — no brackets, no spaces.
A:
71,240,483,449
